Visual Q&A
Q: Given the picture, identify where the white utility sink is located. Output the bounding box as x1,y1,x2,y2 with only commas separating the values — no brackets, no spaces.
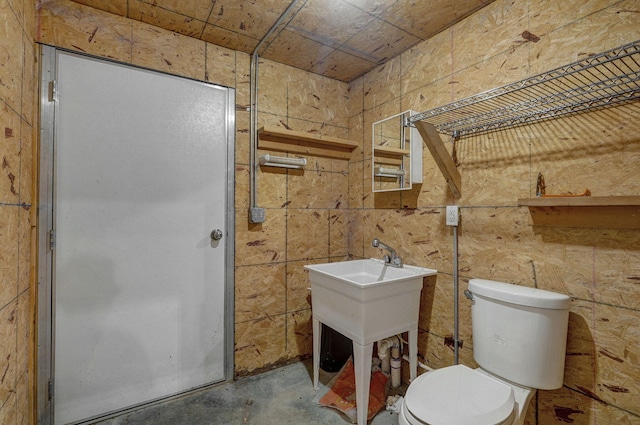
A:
305,258,437,425
307,257,431,284
305,258,437,343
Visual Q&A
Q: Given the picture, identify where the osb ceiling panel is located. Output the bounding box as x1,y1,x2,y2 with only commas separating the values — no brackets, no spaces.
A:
71,0,496,82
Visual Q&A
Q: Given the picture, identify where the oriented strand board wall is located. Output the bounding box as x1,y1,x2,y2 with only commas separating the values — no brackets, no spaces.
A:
0,0,37,423
36,0,350,379
31,1,640,424
234,58,352,374
348,0,640,424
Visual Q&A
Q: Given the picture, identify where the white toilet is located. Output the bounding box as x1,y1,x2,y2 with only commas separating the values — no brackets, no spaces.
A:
399,278,571,425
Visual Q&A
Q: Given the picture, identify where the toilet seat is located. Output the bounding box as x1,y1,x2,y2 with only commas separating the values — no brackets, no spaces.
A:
403,365,515,425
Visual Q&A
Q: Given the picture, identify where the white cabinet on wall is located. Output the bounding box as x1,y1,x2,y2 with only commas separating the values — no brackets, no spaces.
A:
372,110,423,192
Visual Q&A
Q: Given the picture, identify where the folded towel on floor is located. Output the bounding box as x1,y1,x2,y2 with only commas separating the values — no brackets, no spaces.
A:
317,356,388,423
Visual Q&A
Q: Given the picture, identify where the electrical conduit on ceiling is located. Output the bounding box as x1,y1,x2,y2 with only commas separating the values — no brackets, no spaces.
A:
249,0,306,223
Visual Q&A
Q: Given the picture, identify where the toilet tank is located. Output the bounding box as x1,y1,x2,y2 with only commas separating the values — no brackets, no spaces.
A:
469,279,570,390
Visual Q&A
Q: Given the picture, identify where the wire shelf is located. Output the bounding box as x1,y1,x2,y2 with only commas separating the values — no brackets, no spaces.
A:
407,40,640,137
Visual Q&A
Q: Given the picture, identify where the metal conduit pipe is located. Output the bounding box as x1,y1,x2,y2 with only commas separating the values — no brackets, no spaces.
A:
453,225,459,365
249,0,305,222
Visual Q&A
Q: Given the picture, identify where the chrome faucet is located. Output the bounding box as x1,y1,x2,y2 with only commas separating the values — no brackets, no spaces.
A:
372,238,403,268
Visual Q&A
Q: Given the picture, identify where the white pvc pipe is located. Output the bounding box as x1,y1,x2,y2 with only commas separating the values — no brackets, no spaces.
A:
377,339,392,375
402,354,434,372
390,336,401,388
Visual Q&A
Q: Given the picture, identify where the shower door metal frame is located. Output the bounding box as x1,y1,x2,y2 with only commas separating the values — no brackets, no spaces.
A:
36,45,236,424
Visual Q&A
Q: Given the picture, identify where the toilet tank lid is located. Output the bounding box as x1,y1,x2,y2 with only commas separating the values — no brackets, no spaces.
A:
469,279,570,310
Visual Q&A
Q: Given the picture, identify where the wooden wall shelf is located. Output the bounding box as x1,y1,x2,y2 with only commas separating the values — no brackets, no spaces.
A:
518,196,640,229
374,146,410,157
518,195,640,207
258,126,358,159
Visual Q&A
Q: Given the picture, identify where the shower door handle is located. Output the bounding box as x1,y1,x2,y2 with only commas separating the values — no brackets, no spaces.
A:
210,229,223,241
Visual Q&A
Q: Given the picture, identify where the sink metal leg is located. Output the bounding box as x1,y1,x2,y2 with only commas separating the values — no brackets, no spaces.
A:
313,318,321,390
409,327,418,381
353,341,374,425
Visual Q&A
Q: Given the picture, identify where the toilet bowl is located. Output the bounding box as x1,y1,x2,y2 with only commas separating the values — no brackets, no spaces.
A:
399,365,534,425
398,279,570,425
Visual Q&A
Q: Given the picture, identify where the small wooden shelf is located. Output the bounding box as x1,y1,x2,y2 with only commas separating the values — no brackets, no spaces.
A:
374,146,410,157
518,196,640,229
258,126,358,159
518,196,640,207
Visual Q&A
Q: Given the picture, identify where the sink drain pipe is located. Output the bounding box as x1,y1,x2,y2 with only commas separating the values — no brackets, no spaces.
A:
378,336,402,387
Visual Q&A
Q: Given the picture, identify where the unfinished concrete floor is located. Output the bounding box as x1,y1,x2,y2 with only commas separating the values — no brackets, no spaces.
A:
95,359,401,425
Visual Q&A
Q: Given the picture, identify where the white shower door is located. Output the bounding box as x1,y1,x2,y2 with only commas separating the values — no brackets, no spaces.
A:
51,51,234,424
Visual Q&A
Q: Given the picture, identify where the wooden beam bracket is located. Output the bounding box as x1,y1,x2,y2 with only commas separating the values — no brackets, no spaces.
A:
414,121,461,199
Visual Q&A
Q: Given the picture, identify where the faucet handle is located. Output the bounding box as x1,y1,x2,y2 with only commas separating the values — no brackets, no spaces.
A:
383,254,391,264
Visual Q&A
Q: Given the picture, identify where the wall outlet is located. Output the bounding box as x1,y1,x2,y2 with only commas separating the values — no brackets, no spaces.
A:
446,205,459,226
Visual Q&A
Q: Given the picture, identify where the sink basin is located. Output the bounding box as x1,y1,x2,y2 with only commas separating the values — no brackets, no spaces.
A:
305,257,433,285
304,258,437,344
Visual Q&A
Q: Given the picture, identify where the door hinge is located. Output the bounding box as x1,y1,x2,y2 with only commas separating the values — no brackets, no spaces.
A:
49,229,55,251
48,378,54,400
48,80,57,102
